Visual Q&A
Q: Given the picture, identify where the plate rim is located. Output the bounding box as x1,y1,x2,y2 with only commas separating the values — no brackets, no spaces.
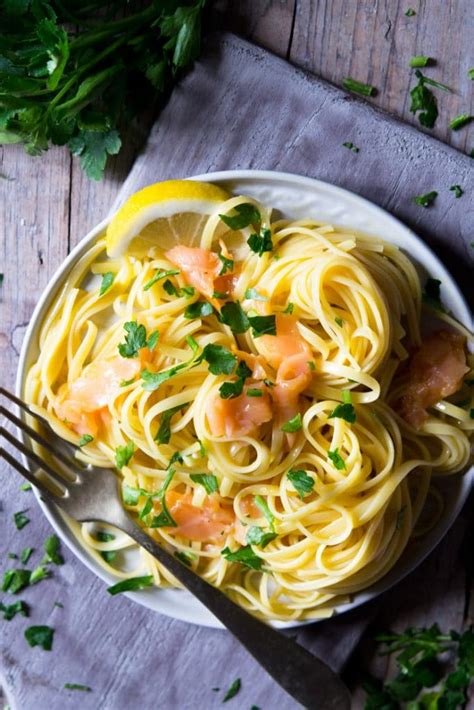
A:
16,168,473,629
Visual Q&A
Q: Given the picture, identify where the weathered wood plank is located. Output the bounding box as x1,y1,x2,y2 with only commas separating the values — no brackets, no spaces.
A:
290,0,474,152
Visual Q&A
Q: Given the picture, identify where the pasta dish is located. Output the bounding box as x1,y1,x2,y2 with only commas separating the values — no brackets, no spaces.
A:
25,180,473,621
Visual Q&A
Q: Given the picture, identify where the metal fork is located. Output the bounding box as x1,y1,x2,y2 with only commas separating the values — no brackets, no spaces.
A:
0,387,351,710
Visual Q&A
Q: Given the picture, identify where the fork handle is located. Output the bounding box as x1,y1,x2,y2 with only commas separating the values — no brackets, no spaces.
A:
116,514,350,710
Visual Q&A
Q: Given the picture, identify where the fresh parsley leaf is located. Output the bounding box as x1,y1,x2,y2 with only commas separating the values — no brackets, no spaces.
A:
248,314,276,337
246,526,277,548
199,343,237,375
99,271,115,296
118,321,147,358
469,69,474,80
144,268,180,291
244,288,268,301
328,402,356,423
449,185,463,198
20,547,34,565
20,483,32,491
69,129,121,181
247,388,263,397
96,532,115,543
342,77,376,96
115,442,135,469
163,279,194,298
30,565,50,585
335,317,344,326
190,473,218,494
414,190,438,207
405,8,416,16
410,73,438,128
2,569,31,594
139,496,153,520
218,253,234,275
120,378,135,387
184,301,214,319
0,599,29,621
122,484,142,506
328,447,346,470
342,141,359,153
220,301,250,333
219,378,244,399
450,114,472,131
149,468,177,528
409,56,432,67
155,404,188,445
212,291,229,299
422,277,445,312
254,495,275,530
247,228,273,256
175,550,197,567
281,413,302,432
64,684,92,692
219,203,261,230
107,575,154,596
222,546,262,571
287,469,315,499
24,625,54,651
78,434,93,447
223,678,241,702
414,71,450,92
13,510,30,530
283,302,294,314
43,535,64,565
147,330,159,351
168,451,184,467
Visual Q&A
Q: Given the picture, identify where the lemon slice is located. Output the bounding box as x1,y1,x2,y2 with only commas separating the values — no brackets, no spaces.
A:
106,179,230,258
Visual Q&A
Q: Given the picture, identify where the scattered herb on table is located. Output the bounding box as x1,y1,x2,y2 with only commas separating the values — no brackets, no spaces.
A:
342,141,359,153
342,77,376,97
64,683,92,692
223,677,242,702
24,625,55,651
42,534,64,565
405,8,416,16
449,185,463,198
0,0,208,180
0,599,29,621
469,68,474,80
409,56,432,68
409,70,449,129
450,113,472,131
2,568,32,594
13,510,30,530
20,547,34,565
414,190,438,207
20,483,32,491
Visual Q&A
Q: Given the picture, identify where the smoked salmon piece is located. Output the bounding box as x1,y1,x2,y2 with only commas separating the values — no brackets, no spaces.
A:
399,330,469,428
257,315,311,370
163,490,234,543
272,353,313,432
206,384,273,437
165,245,223,299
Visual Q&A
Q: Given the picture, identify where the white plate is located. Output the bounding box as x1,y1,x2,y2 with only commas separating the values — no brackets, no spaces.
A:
17,170,473,629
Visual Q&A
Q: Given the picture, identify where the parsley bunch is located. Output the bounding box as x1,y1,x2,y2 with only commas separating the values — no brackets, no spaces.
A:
0,0,207,179
364,625,474,709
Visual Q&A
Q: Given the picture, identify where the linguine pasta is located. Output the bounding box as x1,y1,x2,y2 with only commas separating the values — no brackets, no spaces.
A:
25,191,473,622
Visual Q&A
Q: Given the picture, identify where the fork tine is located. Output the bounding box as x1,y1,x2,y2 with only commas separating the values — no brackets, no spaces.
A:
0,446,61,505
0,405,81,476
0,426,71,490
0,387,50,428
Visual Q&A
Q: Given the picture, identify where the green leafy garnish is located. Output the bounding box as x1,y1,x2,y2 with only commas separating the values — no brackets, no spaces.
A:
247,388,263,397
118,321,147,358
246,526,277,548
212,291,229,300
422,277,445,312
414,190,438,207
287,469,315,499
163,279,194,298
30,565,50,585
78,434,93,447
141,338,199,390
281,413,302,432
220,302,250,333
218,253,234,275
335,317,344,326
64,684,92,692
107,575,154,596
222,546,262,571
342,77,376,97
14,510,30,530
247,228,273,256
405,8,416,16
20,483,32,491
328,401,356,423
190,473,218,495
175,550,197,567
342,141,359,153
2,569,31,594
122,484,142,506
149,468,177,528
184,301,214,319
147,330,159,351
20,547,34,565
244,288,268,301
283,302,294,314
43,535,64,565
248,314,276,337
219,203,261,230
168,451,184,467
450,114,472,131
254,495,275,530
144,268,180,291
409,70,450,129
25,625,54,651
155,404,188,445
99,271,115,296
0,599,29,621
115,442,135,469
469,68,474,80
199,343,237,375
409,56,432,67
219,379,244,399
328,448,346,470
449,185,463,198
223,678,242,702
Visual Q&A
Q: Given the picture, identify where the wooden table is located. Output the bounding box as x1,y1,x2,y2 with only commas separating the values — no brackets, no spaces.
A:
1,1,472,705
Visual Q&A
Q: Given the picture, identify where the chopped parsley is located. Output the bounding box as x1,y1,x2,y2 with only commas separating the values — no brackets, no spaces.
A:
118,321,147,358
43,535,64,565
469,68,474,80
218,253,234,275
99,271,115,296
78,434,93,447
2,569,31,594
20,483,32,491
248,314,276,337
30,565,50,585
422,277,445,312
283,302,294,314
143,268,180,291
219,203,261,230
244,288,268,301
163,279,194,298
287,469,315,499
184,301,214,319
449,185,463,198
141,337,199,390
409,56,432,68
223,678,242,702
120,378,135,387
328,400,356,423
0,599,29,621
220,301,250,333
246,526,277,548
281,412,303,432
155,404,188,445
450,114,472,131
247,388,263,397
342,77,376,97
199,343,237,375
414,190,438,207
328,448,346,470
122,484,142,506
254,495,275,530
335,317,344,326
222,546,262,571
219,379,244,399
405,8,416,16
175,550,197,567
342,141,359,153
168,451,184,467
149,468,177,528
107,575,154,596
247,228,273,256
64,684,92,692
24,625,54,650
147,330,159,351
20,547,34,565
115,442,135,469
13,510,30,530
190,473,218,495
212,291,229,300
